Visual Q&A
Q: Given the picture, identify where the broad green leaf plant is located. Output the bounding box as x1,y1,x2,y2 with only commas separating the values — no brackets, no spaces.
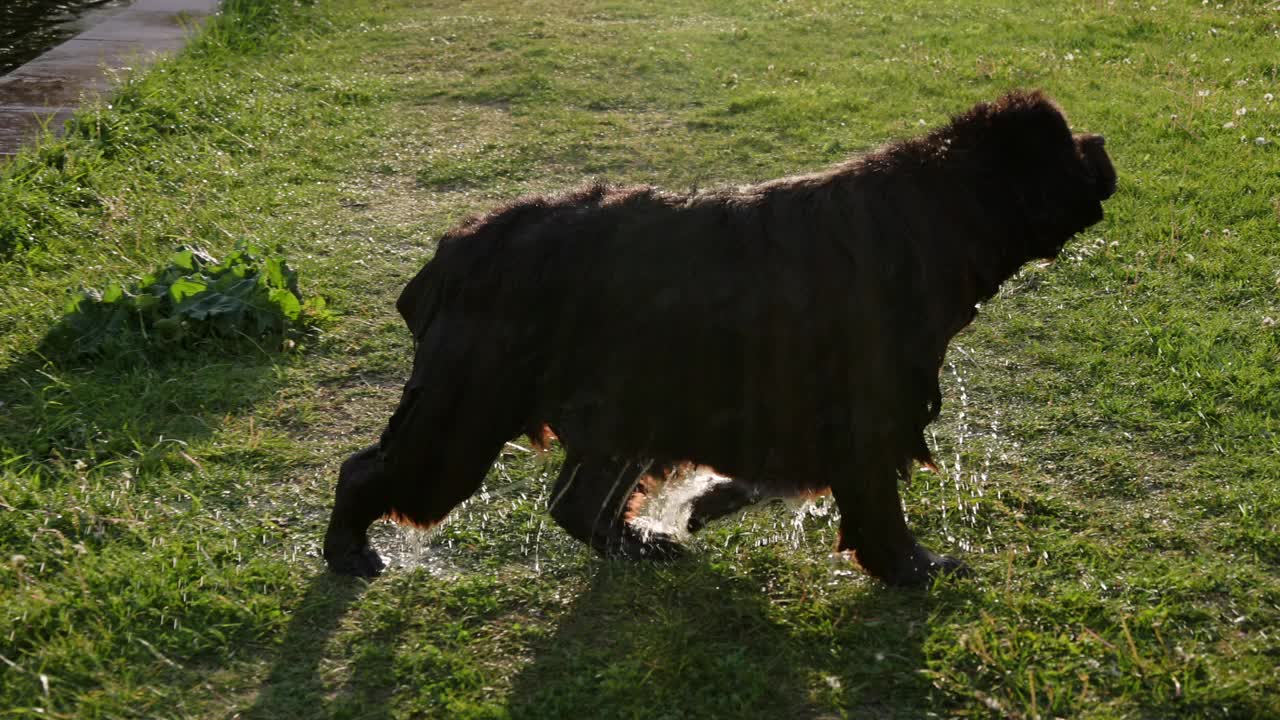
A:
58,243,328,356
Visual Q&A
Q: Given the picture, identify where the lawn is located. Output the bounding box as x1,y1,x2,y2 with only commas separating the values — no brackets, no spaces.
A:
0,0,1277,717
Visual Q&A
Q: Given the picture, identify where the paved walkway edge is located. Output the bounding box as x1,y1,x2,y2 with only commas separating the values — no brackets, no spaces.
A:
0,0,222,157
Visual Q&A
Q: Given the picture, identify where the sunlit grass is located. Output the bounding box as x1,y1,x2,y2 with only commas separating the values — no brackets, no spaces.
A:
0,0,1277,717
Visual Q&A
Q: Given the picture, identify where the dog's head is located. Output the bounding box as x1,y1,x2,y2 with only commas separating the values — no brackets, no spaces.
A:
963,91,1117,259
1075,133,1117,202
1035,128,1117,257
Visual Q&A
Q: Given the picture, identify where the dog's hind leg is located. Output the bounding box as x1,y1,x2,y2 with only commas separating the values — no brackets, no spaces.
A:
547,454,684,560
831,456,966,587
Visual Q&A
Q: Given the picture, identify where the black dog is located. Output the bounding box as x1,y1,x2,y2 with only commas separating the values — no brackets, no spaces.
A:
324,90,1116,586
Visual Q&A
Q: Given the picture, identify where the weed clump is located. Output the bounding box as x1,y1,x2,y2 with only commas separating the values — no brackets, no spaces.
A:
53,243,329,356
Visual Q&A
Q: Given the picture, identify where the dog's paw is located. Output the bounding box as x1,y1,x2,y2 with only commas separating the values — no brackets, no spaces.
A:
881,545,968,588
598,520,686,561
323,534,386,579
628,532,686,561
328,545,385,578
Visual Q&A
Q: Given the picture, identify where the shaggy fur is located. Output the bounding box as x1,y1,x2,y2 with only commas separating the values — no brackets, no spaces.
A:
324,89,1116,586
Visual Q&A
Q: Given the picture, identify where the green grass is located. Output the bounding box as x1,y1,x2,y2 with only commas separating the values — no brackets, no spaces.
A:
1,0,1278,717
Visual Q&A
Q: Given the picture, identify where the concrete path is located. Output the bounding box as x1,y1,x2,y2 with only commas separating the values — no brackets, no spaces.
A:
0,0,221,157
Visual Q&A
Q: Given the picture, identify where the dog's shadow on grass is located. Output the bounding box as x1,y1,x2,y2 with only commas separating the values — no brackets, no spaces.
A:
504,557,943,719
242,573,375,720
242,554,950,719
0,336,287,477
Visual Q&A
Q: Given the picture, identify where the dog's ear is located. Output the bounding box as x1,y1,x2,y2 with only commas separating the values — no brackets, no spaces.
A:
1077,134,1116,200
397,258,443,340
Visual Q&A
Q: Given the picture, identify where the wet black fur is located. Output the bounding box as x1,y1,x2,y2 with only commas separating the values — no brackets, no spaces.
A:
324,90,1116,585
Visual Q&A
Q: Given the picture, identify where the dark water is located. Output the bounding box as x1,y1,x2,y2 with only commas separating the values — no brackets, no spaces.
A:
1,0,130,75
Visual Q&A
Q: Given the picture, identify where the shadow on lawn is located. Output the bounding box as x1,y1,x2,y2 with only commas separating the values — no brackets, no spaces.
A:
0,336,285,475
504,559,941,719
240,556,945,719
242,573,374,720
